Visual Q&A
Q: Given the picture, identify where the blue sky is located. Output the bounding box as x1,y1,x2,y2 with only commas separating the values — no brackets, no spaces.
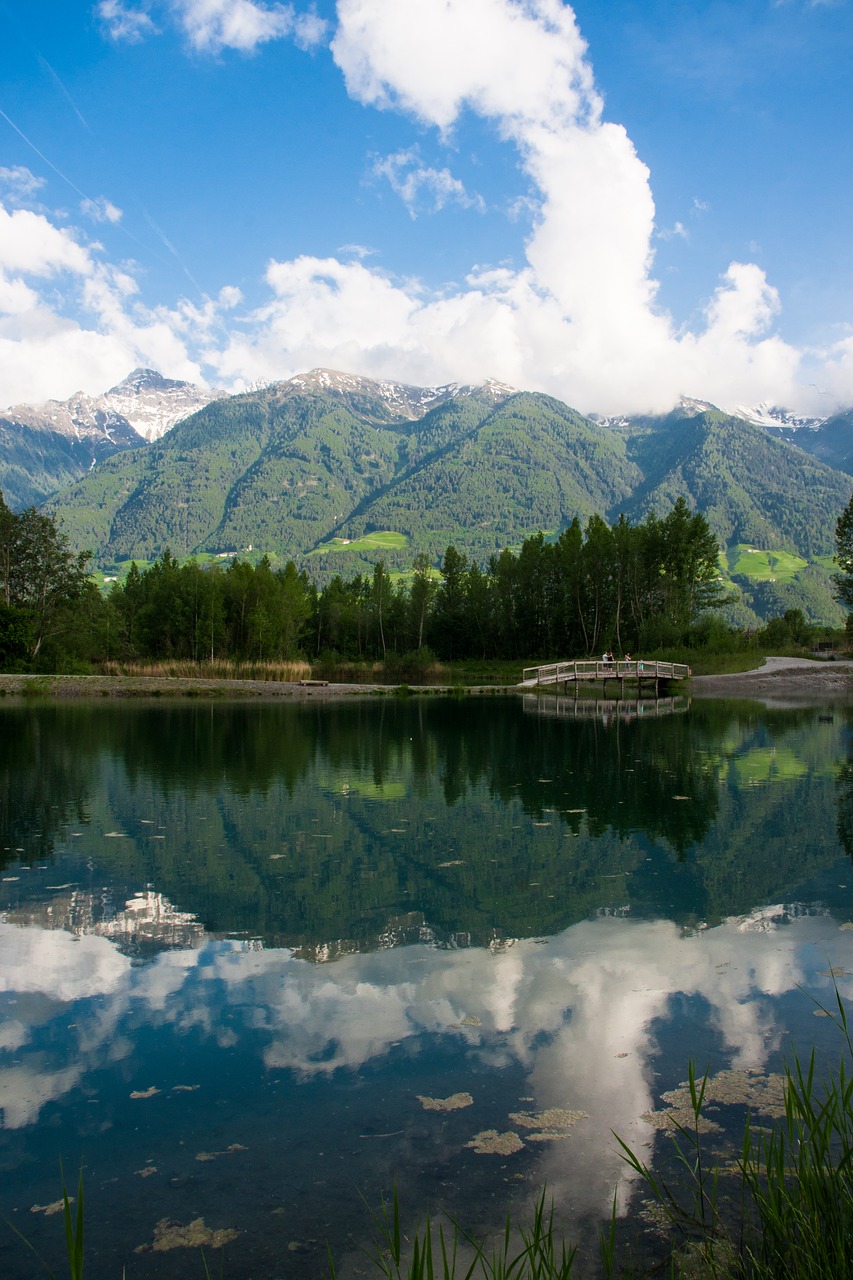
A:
1,0,852,415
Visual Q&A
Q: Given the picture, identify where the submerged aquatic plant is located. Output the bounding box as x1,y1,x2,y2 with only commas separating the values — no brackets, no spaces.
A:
617,986,853,1279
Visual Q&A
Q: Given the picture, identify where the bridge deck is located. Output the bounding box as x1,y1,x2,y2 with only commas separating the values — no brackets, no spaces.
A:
521,659,691,688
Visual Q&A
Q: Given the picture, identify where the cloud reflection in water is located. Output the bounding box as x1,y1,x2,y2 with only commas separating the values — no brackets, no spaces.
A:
1,901,849,1223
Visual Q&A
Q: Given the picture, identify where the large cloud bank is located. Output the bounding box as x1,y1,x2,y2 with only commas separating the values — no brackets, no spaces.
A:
1,0,851,414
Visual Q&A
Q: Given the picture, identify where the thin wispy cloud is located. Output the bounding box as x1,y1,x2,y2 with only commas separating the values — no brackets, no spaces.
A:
97,0,327,53
657,220,689,242
338,243,378,260
372,148,486,218
0,165,46,201
97,0,159,43
80,196,123,224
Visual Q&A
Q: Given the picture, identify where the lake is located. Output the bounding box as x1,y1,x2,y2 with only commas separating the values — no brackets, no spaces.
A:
1,694,852,1277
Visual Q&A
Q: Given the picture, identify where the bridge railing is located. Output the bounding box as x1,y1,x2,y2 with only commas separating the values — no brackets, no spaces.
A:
521,659,691,685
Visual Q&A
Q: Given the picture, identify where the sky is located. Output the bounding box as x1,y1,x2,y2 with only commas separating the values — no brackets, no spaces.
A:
1,0,852,416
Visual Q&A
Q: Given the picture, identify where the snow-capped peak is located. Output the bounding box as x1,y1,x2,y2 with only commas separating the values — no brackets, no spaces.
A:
279,368,515,420
724,401,827,432
3,370,225,444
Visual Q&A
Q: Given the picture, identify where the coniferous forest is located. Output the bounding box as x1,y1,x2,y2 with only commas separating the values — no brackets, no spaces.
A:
5,485,849,673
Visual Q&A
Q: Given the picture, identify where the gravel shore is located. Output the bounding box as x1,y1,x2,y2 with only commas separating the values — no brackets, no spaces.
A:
0,673,510,700
690,655,853,704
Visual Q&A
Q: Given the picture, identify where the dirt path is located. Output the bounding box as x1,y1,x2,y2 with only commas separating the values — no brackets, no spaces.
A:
691,656,853,702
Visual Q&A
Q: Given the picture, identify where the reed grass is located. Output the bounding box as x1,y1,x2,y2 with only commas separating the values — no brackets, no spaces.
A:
311,655,450,683
617,987,853,1278
101,659,311,682
327,1189,587,1280
19,675,54,698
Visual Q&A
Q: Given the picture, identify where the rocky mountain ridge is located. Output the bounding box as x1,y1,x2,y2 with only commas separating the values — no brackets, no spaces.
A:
279,368,517,420
3,367,224,445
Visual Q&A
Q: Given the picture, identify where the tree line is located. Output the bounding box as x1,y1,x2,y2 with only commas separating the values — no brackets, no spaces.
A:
2,490,851,671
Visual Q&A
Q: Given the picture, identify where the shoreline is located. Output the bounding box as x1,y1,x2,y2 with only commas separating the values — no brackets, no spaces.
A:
1,656,851,704
0,673,514,700
689,655,853,703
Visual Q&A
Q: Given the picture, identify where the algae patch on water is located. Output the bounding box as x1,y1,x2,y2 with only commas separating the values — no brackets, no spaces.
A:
136,1217,239,1253
31,1199,73,1216
643,1068,788,1134
418,1092,473,1112
466,1129,524,1155
509,1108,588,1141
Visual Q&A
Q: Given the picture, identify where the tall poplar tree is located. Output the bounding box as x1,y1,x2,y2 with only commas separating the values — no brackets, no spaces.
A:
834,492,853,616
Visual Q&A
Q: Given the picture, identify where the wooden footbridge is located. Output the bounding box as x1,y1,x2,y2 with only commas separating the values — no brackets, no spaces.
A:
520,658,691,698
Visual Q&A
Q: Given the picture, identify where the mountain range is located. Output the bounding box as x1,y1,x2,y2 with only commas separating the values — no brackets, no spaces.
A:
3,367,851,625
0,368,223,509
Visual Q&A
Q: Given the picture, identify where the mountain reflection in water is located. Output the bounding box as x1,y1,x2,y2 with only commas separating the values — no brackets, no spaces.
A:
0,697,852,1278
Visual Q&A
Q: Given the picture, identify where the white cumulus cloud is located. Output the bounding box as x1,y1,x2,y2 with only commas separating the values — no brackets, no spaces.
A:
0,200,205,406
318,0,804,413
7,0,849,413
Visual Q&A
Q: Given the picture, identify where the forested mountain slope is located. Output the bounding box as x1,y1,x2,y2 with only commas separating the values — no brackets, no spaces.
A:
36,371,853,625
44,379,639,568
622,406,849,556
326,392,641,566
0,418,144,511
791,410,853,477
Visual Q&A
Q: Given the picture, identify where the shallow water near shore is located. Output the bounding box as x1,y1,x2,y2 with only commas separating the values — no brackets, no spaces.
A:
1,695,852,1277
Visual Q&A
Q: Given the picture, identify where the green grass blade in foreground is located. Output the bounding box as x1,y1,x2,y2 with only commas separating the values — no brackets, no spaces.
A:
3,1162,84,1280
2,1215,59,1280
343,1188,583,1280
616,990,853,1279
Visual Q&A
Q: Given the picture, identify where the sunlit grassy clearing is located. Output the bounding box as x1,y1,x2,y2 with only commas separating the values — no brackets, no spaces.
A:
727,544,808,580
311,530,411,556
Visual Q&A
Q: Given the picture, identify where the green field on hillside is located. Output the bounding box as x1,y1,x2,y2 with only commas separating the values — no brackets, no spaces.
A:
727,544,808,581
310,530,410,556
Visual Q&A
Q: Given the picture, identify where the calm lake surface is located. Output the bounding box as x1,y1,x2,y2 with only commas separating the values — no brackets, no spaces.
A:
1,694,852,1277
